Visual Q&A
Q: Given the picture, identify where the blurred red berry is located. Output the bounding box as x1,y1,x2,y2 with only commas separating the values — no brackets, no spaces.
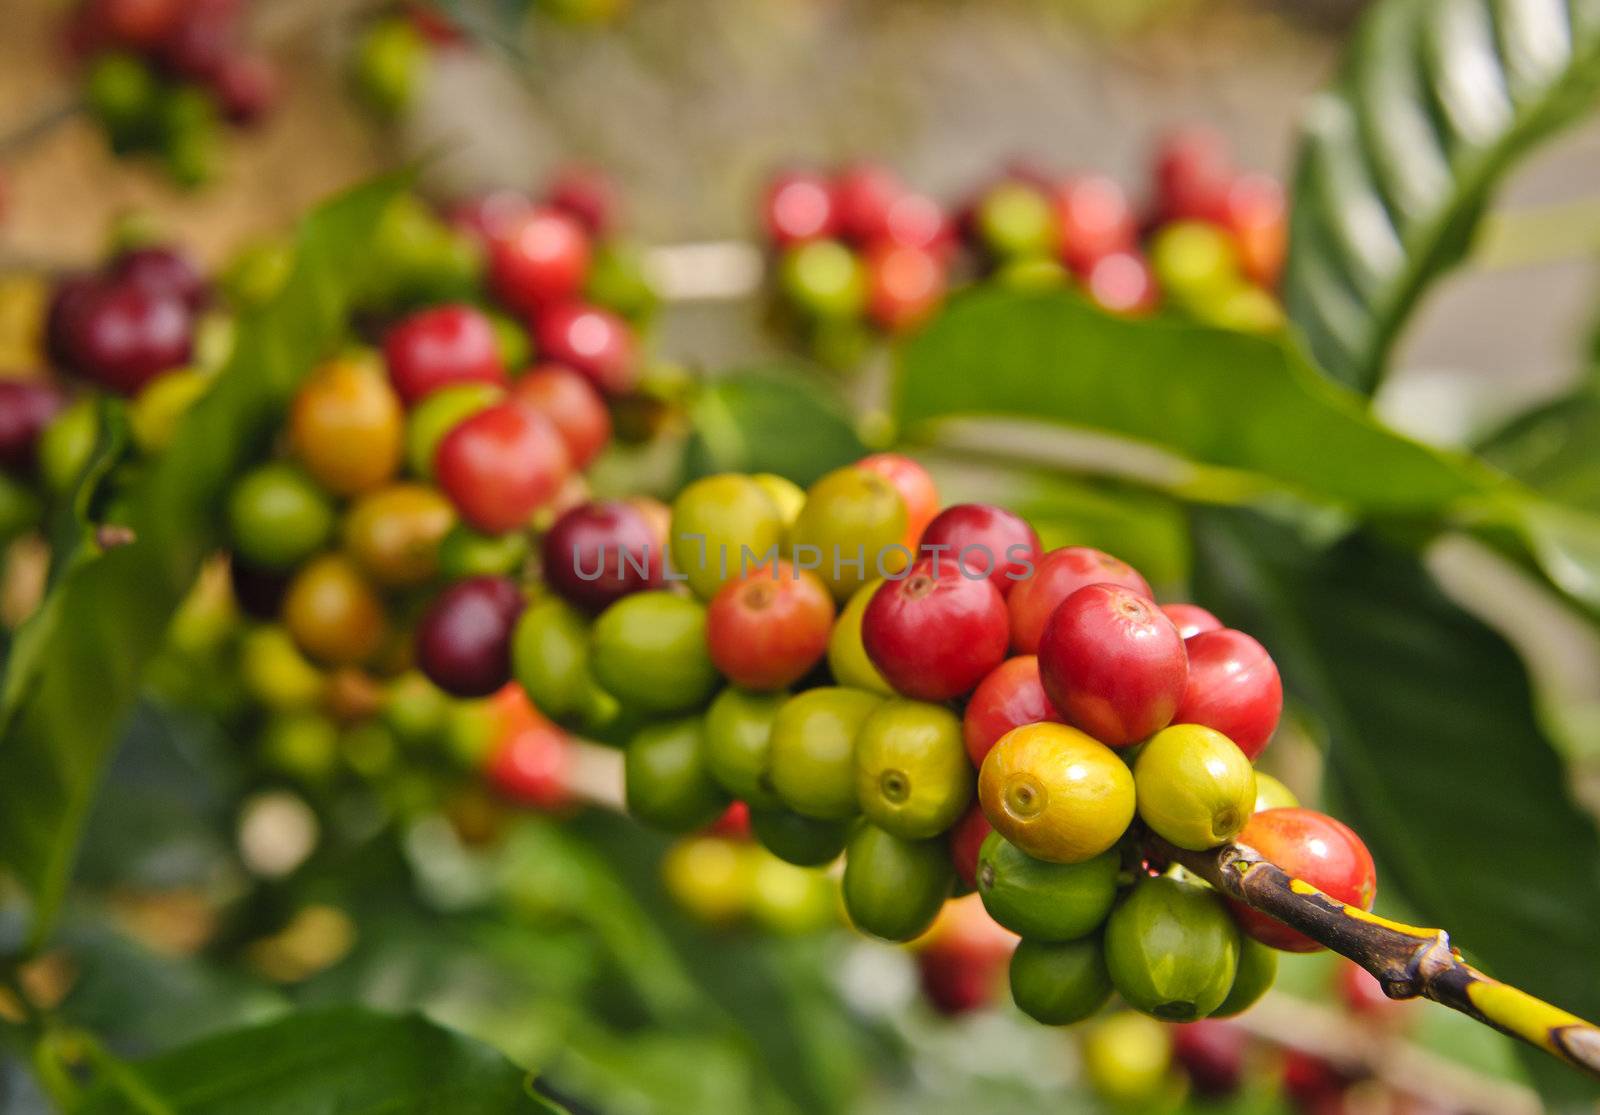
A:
762,170,837,247
865,242,945,332
1053,175,1137,274
488,723,572,809
1085,250,1159,316
544,164,620,238
833,162,904,246
383,303,508,406
511,364,611,468
488,206,591,316
532,302,636,396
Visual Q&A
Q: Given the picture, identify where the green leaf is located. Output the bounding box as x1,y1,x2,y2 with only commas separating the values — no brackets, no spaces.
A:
893,287,1600,611
1284,0,1600,393
76,1007,564,1114
1477,387,1600,511
1190,508,1600,1106
687,368,867,487
0,176,405,952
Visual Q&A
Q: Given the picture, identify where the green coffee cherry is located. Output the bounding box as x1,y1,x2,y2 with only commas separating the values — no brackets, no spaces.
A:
1133,724,1255,851
1104,876,1240,1021
1149,221,1240,304
1252,771,1299,812
591,592,719,714
624,718,729,832
585,243,659,323
511,597,596,723
239,625,324,712
353,17,428,117
1008,937,1112,1026
977,832,1119,941
853,700,971,839
703,687,788,808
779,241,867,320
436,523,528,579
749,855,836,934
39,397,99,494
668,473,786,599
85,53,160,148
748,807,849,867
1211,935,1278,1018
767,686,883,820
827,579,895,694
975,183,1057,261
382,671,450,747
227,463,336,571
1080,1012,1174,1108
789,468,907,603
841,823,952,942
260,712,339,785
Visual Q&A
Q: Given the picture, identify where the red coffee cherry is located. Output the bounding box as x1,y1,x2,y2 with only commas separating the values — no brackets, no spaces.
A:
1173,628,1282,760
864,243,946,332
916,897,1016,1015
511,365,611,468
881,192,955,257
444,190,533,244
487,721,572,810
1162,602,1222,639
1230,808,1377,952
1171,1020,1247,1098
1222,173,1287,288
158,0,239,81
110,245,207,310
416,575,525,697
487,206,591,316
918,503,1040,596
1153,126,1234,224
1052,175,1136,274
532,302,637,396
706,560,836,690
434,401,571,533
762,170,838,247
1006,545,1152,654
542,499,665,612
861,557,1009,701
961,655,1062,768
57,279,193,394
1084,250,1159,316
1037,583,1188,746
213,52,278,124
383,304,508,406
856,452,939,552
832,162,904,246
544,164,620,238
0,380,69,473
1336,959,1414,1026
949,802,993,890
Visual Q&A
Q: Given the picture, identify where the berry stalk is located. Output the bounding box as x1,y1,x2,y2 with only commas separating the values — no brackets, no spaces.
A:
1158,836,1600,1079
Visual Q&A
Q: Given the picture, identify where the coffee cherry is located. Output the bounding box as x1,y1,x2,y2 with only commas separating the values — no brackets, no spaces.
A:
1170,1019,1247,1097
832,162,904,246
1008,936,1112,1026
434,401,570,534
882,191,955,255
624,717,729,832
1133,724,1256,851
841,822,953,942
962,655,1061,768
977,831,1118,941
669,473,787,600
415,575,524,697
282,554,388,667
864,243,945,332
1211,936,1278,1018
1080,1012,1174,1107
707,561,835,690
853,700,971,839
661,835,756,925
1083,250,1159,316
827,580,896,695
918,503,1040,595
974,181,1057,260
224,463,334,570
403,382,502,480
767,686,884,821
1153,126,1233,224
978,722,1134,864
290,355,404,497
437,524,529,580
510,596,594,723
58,279,193,394
949,802,992,890
763,170,838,247
1229,808,1376,952
749,806,848,867
0,381,67,474
917,895,1017,1016
790,466,907,602
703,687,787,808
1337,959,1413,1026
543,500,664,613
1052,175,1137,275
855,453,938,551
487,207,590,315
1104,875,1240,1021
1038,583,1188,746
487,722,571,810
511,365,610,468
778,240,868,320
382,304,507,406
1150,221,1240,304
1006,545,1151,654
342,483,455,587
214,51,278,124
110,245,207,310
1162,602,1222,639
1223,174,1287,288
544,164,619,238
532,302,636,396
590,591,718,714
1252,772,1299,812
751,473,804,529
862,559,1008,701
1173,629,1282,760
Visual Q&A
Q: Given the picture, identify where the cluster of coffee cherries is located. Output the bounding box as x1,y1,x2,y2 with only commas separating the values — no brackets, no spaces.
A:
67,0,278,186
761,128,1286,365
511,449,1377,1030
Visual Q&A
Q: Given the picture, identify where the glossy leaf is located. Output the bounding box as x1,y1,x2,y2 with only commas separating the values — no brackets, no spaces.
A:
76,1007,563,1114
1285,0,1600,392
0,176,405,950
687,367,867,487
1478,387,1600,511
1190,508,1600,1104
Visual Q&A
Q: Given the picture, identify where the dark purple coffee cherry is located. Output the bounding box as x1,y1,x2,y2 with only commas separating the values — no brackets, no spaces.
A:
416,575,525,697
